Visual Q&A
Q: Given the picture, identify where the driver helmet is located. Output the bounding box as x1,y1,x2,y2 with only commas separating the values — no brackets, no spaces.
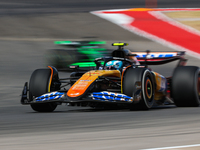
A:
105,60,123,70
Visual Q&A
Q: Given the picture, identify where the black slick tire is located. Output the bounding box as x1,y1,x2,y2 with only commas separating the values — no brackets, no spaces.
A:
29,69,57,112
123,67,154,110
172,66,200,107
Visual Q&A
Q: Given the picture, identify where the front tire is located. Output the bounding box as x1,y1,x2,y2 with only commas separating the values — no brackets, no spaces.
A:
122,68,154,110
29,69,58,112
172,66,200,107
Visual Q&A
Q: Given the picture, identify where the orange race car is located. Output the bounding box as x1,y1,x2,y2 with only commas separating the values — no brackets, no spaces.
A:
21,43,200,112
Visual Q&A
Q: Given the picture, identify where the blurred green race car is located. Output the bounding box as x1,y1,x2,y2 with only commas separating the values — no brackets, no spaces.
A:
46,40,111,70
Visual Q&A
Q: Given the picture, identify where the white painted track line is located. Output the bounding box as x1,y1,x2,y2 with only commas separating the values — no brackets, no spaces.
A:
142,144,200,150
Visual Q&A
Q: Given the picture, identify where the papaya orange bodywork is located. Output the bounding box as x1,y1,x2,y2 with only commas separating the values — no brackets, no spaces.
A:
152,71,167,100
48,66,54,92
67,70,121,97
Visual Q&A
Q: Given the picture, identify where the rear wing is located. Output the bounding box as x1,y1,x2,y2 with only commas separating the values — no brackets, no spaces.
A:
133,51,187,66
134,51,185,58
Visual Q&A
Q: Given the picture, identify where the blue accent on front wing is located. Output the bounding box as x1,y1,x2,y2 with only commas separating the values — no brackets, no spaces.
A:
91,91,133,102
35,92,64,101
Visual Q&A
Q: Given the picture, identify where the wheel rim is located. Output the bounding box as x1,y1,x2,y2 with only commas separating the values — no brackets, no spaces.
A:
142,70,155,109
145,78,153,99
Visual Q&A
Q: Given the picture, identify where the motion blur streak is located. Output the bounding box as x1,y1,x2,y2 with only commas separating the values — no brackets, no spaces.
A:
0,1,200,150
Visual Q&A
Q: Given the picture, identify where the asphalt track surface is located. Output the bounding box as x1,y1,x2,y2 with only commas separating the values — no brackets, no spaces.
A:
1,1,200,150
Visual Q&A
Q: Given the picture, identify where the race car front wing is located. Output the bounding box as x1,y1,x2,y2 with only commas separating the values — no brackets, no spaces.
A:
21,82,142,105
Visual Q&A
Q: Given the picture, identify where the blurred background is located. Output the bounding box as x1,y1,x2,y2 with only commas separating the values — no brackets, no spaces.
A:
1,0,200,149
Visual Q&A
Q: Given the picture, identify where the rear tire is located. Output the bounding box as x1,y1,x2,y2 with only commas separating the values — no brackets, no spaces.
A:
123,68,154,110
172,66,200,107
29,69,57,112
